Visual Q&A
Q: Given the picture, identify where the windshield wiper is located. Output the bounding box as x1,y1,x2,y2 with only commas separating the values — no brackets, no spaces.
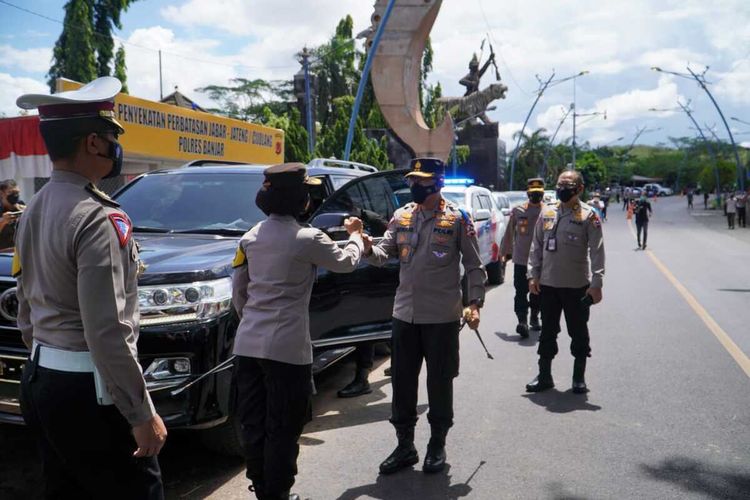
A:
132,226,170,233
172,228,247,236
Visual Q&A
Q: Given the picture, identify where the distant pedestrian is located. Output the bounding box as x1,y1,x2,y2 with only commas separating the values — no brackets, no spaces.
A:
726,194,737,229
633,194,652,249
736,191,747,228
687,190,694,209
622,188,630,211
703,191,709,209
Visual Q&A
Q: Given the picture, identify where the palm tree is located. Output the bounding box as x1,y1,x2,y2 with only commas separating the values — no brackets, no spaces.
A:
512,128,550,187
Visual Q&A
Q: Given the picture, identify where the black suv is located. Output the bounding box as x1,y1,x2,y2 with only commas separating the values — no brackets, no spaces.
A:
0,160,409,454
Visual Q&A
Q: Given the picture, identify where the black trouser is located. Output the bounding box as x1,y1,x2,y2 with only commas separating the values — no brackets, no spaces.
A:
727,213,736,229
20,363,163,500
737,207,746,227
390,318,460,433
538,285,591,360
236,356,312,499
623,198,629,210
636,220,648,246
513,264,541,322
354,342,375,370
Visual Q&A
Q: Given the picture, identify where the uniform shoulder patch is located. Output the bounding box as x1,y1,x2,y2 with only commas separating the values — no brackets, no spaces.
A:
590,212,602,228
457,208,476,237
232,245,247,268
108,213,132,247
11,250,21,277
86,184,120,207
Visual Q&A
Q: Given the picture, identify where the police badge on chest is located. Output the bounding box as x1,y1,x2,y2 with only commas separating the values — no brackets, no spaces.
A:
546,236,557,252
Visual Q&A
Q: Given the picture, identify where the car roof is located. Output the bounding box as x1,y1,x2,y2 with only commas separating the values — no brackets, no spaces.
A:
138,164,370,178
442,185,492,194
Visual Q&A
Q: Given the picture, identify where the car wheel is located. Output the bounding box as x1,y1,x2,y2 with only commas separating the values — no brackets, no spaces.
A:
200,413,244,457
486,260,502,285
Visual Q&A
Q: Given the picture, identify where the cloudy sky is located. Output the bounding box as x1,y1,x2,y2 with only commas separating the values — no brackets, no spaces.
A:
1,0,749,148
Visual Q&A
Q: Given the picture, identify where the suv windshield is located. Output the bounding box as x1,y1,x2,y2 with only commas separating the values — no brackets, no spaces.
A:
442,191,466,207
115,172,265,233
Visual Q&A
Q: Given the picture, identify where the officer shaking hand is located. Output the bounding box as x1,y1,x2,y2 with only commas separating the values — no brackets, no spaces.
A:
527,170,605,395
365,158,485,476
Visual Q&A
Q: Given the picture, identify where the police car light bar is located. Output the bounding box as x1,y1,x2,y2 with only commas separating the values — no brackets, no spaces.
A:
444,178,475,185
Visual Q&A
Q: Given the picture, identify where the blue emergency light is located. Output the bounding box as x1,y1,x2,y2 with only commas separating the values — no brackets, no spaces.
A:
444,178,475,186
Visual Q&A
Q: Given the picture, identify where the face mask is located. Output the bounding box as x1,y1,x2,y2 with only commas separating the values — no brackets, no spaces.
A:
97,136,123,179
556,186,578,203
6,193,19,205
410,182,439,204
528,192,544,204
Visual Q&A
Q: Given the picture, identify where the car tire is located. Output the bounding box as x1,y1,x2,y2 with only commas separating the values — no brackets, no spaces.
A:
486,260,502,285
200,413,244,457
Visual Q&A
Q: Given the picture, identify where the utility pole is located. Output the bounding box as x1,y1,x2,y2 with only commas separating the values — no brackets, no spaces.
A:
301,48,314,155
158,50,163,100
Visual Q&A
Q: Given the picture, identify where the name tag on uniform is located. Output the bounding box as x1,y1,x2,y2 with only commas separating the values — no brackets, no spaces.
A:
546,237,557,252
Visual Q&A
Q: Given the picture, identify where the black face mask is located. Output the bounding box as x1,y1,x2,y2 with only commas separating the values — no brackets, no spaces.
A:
528,192,544,204
97,137,124,179
6,193,19,205
556,186,578,203
410,183,439,204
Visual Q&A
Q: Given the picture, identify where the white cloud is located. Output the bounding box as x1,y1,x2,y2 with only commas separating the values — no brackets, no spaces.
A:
0,73,47,116
715,60,750,105
497,121,525,148
637,48,710,73
0,45,53,73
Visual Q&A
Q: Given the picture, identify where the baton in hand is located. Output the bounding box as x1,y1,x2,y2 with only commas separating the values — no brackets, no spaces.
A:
461,309,494,360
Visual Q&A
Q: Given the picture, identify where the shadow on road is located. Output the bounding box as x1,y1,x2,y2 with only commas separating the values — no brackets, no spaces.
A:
335,462,481,500
545,480,588,500
160,431,244,499
494,330,539,347
639,456,750,500
521,389,602,413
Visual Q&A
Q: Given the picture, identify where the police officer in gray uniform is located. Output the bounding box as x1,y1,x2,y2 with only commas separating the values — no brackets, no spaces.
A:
231,163,364,500
501,177,545,338
15,77,166,498
526,170,605,394
365,158,485,475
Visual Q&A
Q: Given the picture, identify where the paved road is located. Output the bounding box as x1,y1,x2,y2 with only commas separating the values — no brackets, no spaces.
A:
2,196,749,499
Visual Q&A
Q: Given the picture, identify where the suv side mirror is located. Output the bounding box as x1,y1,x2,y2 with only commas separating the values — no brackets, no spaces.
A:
310,212,350,240
501,208,510,217
473,208,491,222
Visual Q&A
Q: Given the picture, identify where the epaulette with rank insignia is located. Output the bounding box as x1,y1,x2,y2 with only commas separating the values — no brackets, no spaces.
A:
86,184,120,207
457,208,476,237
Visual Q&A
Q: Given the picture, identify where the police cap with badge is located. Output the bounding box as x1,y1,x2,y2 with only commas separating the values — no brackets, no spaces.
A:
405,157,446,180
256,163,322,217
527,177,545,192
16,77,125,178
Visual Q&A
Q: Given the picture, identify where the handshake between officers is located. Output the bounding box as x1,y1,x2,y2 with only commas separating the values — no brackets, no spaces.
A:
364,158,486,475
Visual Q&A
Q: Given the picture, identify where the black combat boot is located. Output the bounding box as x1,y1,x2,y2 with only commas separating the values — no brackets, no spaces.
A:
337,368,372,398
423,426,448,473
379,428,419,474
516,314,529,338
572,357,589,394
529,309,541,330
525,358,554,392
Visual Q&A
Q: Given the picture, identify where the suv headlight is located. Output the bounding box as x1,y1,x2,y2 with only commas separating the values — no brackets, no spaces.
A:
138,277,232,326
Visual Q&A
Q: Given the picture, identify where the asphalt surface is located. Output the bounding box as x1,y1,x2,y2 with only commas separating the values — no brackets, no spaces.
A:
1,196,749,499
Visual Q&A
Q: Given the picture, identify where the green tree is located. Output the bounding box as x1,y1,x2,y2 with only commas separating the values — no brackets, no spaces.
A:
313,15,358,127
47,0,97,91
315,96,392,170
114,45,128,93
698,160,736,192
575,151,607,188
512,128,550,187
196,78,291,122
261,107,310,164
47,0,136,91
93,0,136,77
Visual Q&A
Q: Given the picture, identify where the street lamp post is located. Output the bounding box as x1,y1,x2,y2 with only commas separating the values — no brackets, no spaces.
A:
508,70,588,190
541,105,573,178
652,66,745,190
650,102,721,203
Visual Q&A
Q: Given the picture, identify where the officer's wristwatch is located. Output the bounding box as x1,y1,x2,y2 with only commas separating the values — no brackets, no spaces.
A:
469,299,484,308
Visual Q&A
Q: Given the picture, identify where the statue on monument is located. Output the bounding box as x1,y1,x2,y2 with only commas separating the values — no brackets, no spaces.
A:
439,40,507,126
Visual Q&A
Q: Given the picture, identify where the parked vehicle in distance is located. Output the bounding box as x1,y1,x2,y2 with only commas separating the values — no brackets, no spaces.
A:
504,190,529,208
543,190,557,204
439,178,503,285
643,183,673,197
